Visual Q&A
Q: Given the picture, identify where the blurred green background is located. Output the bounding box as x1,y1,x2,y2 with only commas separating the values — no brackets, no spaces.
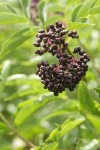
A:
0,0,100,150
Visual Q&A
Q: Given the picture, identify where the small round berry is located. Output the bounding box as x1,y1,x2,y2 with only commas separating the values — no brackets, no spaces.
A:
33,42,40,47
49,24,54,29
68,31,72,37
75,35,79,38
76,46,81,52
58,22,62,28
63,53,67,58
56,53,61,58
79,51,85,55
35,50,40,54
54,92,58,96
72,30,77,35
39,29,45,33
63,42,68,47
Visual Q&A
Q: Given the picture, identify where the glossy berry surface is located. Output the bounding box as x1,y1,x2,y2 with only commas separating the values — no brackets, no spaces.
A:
33,22,90,96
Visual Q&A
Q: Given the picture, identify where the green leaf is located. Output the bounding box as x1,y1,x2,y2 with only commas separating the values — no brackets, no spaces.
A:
0,13,28,25
5,3,17,14
44,15,63,27
14,94,58,125
4,74,49,101
68,22,95,29
0,3,10,12
5,74,36,85
80,17,89,23
71,4,82,22
41,142,59,150
38,1,45,23
76,0,92,20
0,122,7,131
85,113,100,136
1,60,12,80
0,118,9,134
21,0,28,8
2,27,29,49
1,27,38,58
76,139,99,150
47,118,85,142
89,7,100,15
59,118,85,138
43,101,78,120
21,0,29,16
94,88,100,97
46,2,63,14
5,89,37,101
90,0,98,8
78,81,99,114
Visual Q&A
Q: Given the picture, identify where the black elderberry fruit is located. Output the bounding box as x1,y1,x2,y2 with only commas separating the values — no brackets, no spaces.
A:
68,30,79,39
72,30,77,35
68,31,72,37
63,53,67,58
79,50,85,55
35,50,40,54
33,42,40,47
56,53,61,58
33,21,90,96
39,29,45,33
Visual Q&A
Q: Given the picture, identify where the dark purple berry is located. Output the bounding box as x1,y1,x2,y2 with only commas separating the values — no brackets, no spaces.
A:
33,22,90,96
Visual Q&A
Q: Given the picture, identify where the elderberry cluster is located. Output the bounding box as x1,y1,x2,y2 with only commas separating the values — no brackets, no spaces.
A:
33,22,90,96
33,21,79,56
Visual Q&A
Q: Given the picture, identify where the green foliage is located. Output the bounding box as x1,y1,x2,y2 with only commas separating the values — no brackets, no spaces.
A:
0,13,28,25
78,81,100,114
71,4,82,22
89,6,100,14
0,0,100,149
76,0,92,20
1,27,39,58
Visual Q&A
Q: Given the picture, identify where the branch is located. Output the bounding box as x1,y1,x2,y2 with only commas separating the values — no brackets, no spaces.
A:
0,113,36,148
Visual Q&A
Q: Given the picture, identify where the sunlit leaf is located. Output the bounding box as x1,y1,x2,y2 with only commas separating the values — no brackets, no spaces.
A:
94,88,100,97
90,0,98,8
71,4,82,22
1,0,100,149
41,142,59,150
46,2,63,14
21,0,29,16
1,27,38,58
38,1,45,24
76,0,92,20
1,60,12,80
85,113,100,136
89,7,100,15
14,93,56,125
44,15,62,27
68,22,95,29
43,101,78,120
78,81,99,114
76,139,99,150
47,118,85,142
0,13,28,25
59,118,85,138
0,3,11,12
0,122,7,132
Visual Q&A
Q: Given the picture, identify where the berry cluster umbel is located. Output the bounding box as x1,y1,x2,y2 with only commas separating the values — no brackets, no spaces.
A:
33,22,90,96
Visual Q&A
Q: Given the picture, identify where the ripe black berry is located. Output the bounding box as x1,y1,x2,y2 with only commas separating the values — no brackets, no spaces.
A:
33,22,90,96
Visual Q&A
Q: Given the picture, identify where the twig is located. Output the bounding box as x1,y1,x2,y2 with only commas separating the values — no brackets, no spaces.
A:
0,113,36,148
